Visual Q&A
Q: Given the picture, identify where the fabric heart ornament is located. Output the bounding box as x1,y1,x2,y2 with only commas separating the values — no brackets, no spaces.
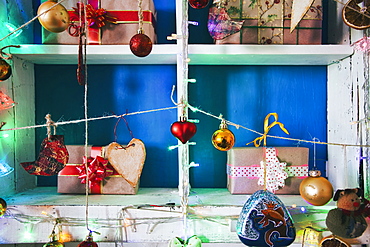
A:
106,138,146,187
170,118,197,144
237,190,296,247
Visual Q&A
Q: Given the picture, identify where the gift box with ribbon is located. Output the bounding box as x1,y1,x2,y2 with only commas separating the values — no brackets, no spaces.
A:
226,113,309,194
42,0,156,45
209,0,322,45
227,146,309,194
57,145,139,194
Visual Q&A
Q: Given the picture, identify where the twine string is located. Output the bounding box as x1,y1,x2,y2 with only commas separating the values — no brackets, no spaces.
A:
138,0,143,32
45,114,56,140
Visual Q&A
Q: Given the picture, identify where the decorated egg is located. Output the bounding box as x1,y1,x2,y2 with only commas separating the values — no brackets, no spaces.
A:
236,190,296,247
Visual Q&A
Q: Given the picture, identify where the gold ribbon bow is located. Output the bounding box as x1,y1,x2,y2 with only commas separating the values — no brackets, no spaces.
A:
247,113,290,147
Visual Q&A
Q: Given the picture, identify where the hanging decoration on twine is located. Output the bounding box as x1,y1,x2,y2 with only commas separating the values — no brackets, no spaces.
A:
129,0,153,57
0,91,16,110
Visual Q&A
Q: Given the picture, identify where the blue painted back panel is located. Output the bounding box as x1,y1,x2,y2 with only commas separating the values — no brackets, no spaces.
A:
35,65,327,188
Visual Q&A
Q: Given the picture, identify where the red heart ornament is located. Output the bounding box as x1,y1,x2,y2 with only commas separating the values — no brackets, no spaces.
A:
171,120,197,144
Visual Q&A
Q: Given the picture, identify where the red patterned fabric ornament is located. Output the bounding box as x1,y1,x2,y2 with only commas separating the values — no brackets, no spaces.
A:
20,135,69,176
0,91,16,110
76,156,114,188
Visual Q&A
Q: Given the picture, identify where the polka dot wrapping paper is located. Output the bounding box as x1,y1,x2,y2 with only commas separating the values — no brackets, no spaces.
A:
226,147,309,195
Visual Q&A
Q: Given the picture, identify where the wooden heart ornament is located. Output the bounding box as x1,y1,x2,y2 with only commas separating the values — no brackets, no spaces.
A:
106,138,146,187
170,119,197,144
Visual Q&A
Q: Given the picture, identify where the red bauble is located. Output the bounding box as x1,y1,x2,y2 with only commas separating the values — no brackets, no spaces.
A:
189,0,209,9
171,117,197,144
129,33,153,57
77,235,98,247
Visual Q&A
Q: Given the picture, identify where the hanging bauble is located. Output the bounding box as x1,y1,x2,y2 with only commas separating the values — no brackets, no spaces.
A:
189,0,209,9
0,59,11,81
299,170,333,206
77,234,98,247
43,234,64,247
0,91,16,110
0,198,7,217
37,0,70,33
129,29,153,57
212,119,235,151
237,190,296,247
171,116,197,144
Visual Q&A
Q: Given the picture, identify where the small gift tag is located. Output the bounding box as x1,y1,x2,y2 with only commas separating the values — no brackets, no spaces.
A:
106,138,146,187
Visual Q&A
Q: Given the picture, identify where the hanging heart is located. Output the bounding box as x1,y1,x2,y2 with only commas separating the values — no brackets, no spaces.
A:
170,118,197,144
237,190,296,247
106,138,146,187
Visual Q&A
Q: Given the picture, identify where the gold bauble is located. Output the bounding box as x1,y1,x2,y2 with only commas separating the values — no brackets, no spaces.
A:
0,59,12,81
212,128,235,151
43,240,64,247
38,0,70,33
0,198,7,217
299,170,333,206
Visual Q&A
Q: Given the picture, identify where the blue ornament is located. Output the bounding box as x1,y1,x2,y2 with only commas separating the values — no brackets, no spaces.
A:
236,190,296,247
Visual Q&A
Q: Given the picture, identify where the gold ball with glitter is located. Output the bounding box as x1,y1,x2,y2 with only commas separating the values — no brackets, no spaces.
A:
299,170,333,206
212,119,235,151
0,198,7,217
38,0,70,33
0,59,12,81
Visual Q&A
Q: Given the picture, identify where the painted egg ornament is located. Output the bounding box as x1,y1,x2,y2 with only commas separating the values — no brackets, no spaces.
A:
189,0,209,9
129,31,153,57
0,198,7,217
37,0,70,33
211,119,235,151
171,116,197,144
299,170,333,206
0,59,11,81
236,190,296,247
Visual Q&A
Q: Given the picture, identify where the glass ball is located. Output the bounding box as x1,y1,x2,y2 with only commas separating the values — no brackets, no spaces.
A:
212,128,235,151
299,170,333,206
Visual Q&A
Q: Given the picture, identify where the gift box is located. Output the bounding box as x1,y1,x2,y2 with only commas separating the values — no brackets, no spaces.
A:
58,145,139,194
42,0,156,45
227,147,309,194
211,0,322,45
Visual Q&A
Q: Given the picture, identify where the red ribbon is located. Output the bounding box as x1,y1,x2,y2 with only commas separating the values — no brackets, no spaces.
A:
70,3,117,29
76,156,114,188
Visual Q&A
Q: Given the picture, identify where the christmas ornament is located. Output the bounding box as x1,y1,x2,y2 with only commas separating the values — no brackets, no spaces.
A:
0,198,7,217
0,91,16,110
0,161,14,177
171,116,197,144
106,138,146,187
237,190,296,247
129,31,153,57
43,233,64,247
299,170,333,206
129,0,152,57
38,0,70,33
20,135,69,176
290,0,315,32
168,235,202,246
211,119,235,151
0,58,11,81
78,233,98,247
208,3,243,40
342,0,370,30
189,0,209,9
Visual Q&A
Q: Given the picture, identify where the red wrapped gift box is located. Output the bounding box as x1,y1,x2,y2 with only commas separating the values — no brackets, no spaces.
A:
58,145,138,194
42,0,156,45
227,147,309,194
213,0,322,45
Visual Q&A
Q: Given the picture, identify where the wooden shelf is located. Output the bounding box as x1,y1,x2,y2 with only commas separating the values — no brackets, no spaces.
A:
8,44,353,65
